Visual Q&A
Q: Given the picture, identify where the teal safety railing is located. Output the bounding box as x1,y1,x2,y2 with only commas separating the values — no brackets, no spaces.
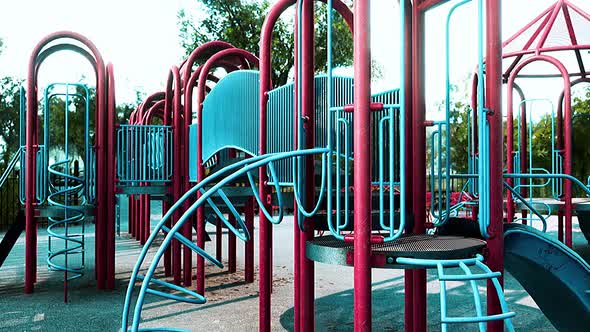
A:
429,0,481,227
117,124,173,184
18,87,47,204
428,0,489,238
512,99,559,226
86,146,96,203
19,145,46,204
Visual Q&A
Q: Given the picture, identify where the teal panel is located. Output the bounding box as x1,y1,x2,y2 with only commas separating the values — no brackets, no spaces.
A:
201,70,260,162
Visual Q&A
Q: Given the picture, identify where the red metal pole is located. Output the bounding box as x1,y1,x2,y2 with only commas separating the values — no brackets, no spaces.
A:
353,0,372,330
25,68,37,294
163,200,171,276
300,1,315,330
95,52,107,292
168,66,183,286
216,217,223,262
506,81,515,224
244,197,254,283
520,104,528,225
106,63,116,289
293,9,300,330
411,3,427,331
485,1,504,331
129,195,134,237
228,214,237,273
145,195,151,245
259,2,285,328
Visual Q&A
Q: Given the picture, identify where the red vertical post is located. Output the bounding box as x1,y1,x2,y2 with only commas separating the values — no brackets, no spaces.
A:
260,8,274,330
145,195,151,245
139,196,146,244
485,1,504,331
171,67,183,286
519,106,528,225
135,198,141,241
106,63,116,290
96,62,107,291
183,206,192,287
411,2,427,331
25,67,38,295
193,78,205,294
556,94,564,243
244,198,254,283
216,217,223,261
129,196,134,237
300,0,316,330
562,82,572,248
293,10,300,331
163,201,172,276
228,214,237,273
353,0,372,330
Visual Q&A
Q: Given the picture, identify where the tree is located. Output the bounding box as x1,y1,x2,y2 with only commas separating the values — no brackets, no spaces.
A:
0,77,23,166
525,87,590,196
178,0,353,87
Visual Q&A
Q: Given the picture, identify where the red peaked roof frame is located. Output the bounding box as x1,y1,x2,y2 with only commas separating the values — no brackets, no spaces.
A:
502,0,590,80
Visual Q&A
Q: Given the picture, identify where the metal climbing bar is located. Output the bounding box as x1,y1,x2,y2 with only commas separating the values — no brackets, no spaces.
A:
396,254,516,332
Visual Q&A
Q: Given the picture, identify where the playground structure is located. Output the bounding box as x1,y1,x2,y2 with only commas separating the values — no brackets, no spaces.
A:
500,0,590,247
0,0,590,331
0,32,118,300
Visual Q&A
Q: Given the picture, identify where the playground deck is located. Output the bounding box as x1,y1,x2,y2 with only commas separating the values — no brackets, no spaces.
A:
1,199,587,331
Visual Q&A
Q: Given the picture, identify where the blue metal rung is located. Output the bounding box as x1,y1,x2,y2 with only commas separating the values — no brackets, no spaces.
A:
397,254,515,332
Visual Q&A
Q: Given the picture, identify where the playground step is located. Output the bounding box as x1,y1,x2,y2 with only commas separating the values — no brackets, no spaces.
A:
306,234,486,268
0,210,25,268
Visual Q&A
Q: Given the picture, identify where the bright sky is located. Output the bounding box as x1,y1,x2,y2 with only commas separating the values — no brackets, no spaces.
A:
1,0,589,107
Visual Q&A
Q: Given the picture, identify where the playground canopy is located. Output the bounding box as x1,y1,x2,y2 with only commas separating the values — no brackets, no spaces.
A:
502,0,590,79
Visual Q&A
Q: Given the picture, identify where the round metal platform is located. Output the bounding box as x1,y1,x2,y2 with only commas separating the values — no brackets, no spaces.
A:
306,234,486,269
572,198,590,211
515,198,564,211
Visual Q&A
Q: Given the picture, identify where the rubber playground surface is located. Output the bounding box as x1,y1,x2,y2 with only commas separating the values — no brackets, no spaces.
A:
1,200,588,331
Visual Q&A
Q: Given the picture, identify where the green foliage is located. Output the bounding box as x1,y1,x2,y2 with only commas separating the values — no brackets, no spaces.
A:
45,85,95,158
0,76,23,166
178,0,353,87
571,89,590,183
519,88,590,196
448,102,472,174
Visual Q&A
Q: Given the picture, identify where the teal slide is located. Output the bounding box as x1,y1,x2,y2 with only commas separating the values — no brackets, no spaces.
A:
504,223,590,331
